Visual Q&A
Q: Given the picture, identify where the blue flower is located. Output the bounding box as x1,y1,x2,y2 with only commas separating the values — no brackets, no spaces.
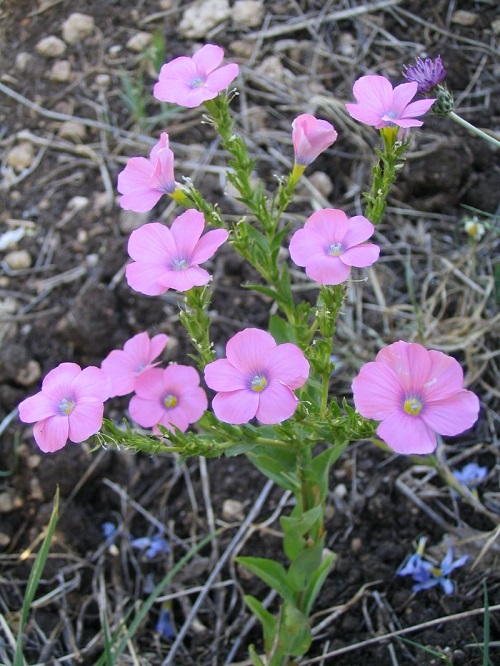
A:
453,462,488,489
102,522,117,539
156,606,175,639
398,542,468,595
130,533,170,559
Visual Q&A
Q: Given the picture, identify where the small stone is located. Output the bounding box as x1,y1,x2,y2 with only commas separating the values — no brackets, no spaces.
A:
159,0,176,8
232,0,264,28
36,35,67,58
119,209,149,234
0,297,18,315
493,19,500,35
4,250,32,270
15,52,33,72
0,492,15,513
451,10,478,26
49,59,72,82
222,499,245,521
256,55,285,81
308,171,333,198
334,483,347,499
351,537,362,554
68,195,90,211
339,32,356,57
126,31,153,53
0,533,11,548
229,39,256,58
61,13,95,44
27,454,42,469
16,360,42,386
95,73,111,87
58,121,86,142
179,0,231,39
6,142,35,171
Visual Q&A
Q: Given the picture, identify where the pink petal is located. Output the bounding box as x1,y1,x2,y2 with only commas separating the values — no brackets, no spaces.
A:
204,358,248,392
176,386,208,423
289,227,326,267
400,98,435,120
72,366,111,402
129,395,165,428
305,255,351,285
160,266,210,291
162,364,201,394
352,75,393,112
225,328,276,374
255,381,299,424
212,390,259,424
149,333,169,360
41,363,81,401
151,148,175,193
158,406,189,433
101,349,138,396
391,81,419,114
18,393,58,423
170,210,205,259
33,416,69,453
377,412,437,454
345,104,385,127
191,228,229,264
422,350,465,402
123,331,151,362
119,188,163,213
117,157,154,193
352,361,403,420
267,344,309,388
306,208,349,244
128,223,176,264
341,243,380,267
126,261,170,296
192,44,224,73
149,132,170,162
68,400,105,442
205,63,239,92
342,216,375,247
390,117,424,129
421,390,480,436
376,341,432,395
134,368,166,400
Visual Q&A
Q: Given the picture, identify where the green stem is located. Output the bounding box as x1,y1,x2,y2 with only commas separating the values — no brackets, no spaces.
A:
449,111,500,149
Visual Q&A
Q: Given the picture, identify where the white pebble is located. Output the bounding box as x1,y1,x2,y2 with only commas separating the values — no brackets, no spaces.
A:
62,13,95,44
232,0,264,28
15,52,33,72
36,35,67,58
6,142,35,171
179,0,231,39
4,250,32,270
126,31,153,52
49,59,72,82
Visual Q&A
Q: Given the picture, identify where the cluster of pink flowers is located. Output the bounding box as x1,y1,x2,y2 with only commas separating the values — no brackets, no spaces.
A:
18,45,479,460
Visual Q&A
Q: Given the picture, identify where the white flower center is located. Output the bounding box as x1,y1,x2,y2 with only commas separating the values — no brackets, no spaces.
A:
250,375,268,392
172,258,189,271
59,398,76,415
328,242,343,256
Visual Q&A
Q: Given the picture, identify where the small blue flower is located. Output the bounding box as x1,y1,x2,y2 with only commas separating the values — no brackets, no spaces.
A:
398,541,468,595
131,533,170,559
102,522,117,539
156,606,175,639
453,462,488,489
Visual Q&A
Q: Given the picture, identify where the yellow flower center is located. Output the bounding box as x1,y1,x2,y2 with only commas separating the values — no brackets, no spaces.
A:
251,375,268,392
403,397,423,416
164,394,178,409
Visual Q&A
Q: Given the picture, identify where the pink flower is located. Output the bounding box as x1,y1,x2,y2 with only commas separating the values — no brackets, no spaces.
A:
117,132,175,212
154,44,239,109
289,208,380,285
345,75,435,129
204,328,309,425
129,365,207,433
352,341,480,455
18,363,112,453
101,332,169,397
292,114,338,166
126,210,228,295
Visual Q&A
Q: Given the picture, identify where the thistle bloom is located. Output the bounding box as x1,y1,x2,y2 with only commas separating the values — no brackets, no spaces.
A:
126,210,228,296
117,132,177,212
403,56,446,94
289,208,380,285
101,331,169,397
18,363,112,453
292,114,338,166
352,341,480,455
204,328,309,425
129,365,207,433
154,44,239,108
345,75,435,129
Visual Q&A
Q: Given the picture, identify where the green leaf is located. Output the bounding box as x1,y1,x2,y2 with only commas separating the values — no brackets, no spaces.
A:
248,645,267,666
286,540,324,592
310,442,348,502
14,488,60,666
302,551,336,616
279,603,312,657
244,595,277,651
269,314,297,344
237,557,294,604
281,505,324,560
246,447,298,491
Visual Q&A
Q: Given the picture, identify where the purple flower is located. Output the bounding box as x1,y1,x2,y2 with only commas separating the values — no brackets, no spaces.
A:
453,462,488,488
398,545,468,595
403,56,446,94
156,607,175,639
131,533,170,559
